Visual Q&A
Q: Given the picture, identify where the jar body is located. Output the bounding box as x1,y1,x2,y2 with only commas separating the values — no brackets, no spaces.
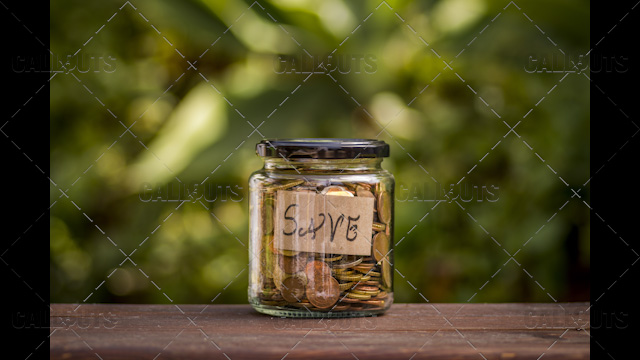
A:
248,158,394,317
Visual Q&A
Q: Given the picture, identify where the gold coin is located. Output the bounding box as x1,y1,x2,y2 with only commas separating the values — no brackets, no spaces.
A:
363,280,381,286
267,180,304,192
382,260,392,288
281,276,306,303
332,256,363,269
320,254,343,262
377,190,391,224
320,186,354,197
372,222,386,232
372,232,389,263
339,282,355,291
279,249,300,256
261,288,279,297
350,289,379,296
358,275,371,282
333,268,354,275
335,274,362,282
262,196,274,235
361,299,385,307
346,292,371,300
365,271,381,277
306,276,340,309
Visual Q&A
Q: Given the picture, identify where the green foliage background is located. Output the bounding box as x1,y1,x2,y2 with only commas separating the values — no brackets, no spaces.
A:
50,0,589,304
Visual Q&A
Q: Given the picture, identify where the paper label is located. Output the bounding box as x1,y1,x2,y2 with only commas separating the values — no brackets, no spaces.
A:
274,190,374,255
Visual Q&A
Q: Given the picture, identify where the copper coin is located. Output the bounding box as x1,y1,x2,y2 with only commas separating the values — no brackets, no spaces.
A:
338,296,361,304
375,291,388,300
281,276,306,303
330,304,351,311
363,280,381,286
305,260,332,285
306,276,340,309
356,186,375,198
353,263,375,273
372,232,389,263
279,254,308,274
353,285,379,292
377,190,391,224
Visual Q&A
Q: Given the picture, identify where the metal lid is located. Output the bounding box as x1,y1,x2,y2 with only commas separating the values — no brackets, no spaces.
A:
256,138,389,159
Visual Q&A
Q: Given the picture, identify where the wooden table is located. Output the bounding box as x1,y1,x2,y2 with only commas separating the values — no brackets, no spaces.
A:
50,303,589,359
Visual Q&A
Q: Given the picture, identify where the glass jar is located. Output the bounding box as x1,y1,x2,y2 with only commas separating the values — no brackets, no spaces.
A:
248,139,394,317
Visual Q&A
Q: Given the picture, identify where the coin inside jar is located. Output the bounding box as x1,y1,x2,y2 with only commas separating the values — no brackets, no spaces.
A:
321,186,354,197
279,254,308,274
305,260,332,284
281,276,306,303
372,232,389,263
306,276,340,309
377,190,391,224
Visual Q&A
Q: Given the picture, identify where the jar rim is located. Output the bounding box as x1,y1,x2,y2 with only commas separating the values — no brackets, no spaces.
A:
256,138,389,159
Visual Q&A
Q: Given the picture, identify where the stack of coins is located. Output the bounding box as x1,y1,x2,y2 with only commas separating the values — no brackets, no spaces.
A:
256,179,393,314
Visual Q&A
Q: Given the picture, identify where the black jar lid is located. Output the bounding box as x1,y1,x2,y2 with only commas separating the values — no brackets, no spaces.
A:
256,138,389,159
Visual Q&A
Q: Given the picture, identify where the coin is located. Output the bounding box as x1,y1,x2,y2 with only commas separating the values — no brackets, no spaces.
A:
372,232,389,263
339,282,355,291
335,273,362,282
356,186,375,198
346,292,371,300
333,268,354,275
279,254,308,274
306,276,340,309
305,260,332,284
353,263,375,273
262,196,274,235
321,186,354,197
290,300,311,308
382,260,392,288
330,304,351,311
363,280,381,286
377,190,391,224
372,222,386,232
281,276,306,303
320,254,343,262
353,285,379,292
266,179,304,192
332,256,363,269
361,299,385,307
375,291,388,300
279,249,300,256
338,296,361,304
350,288,379,296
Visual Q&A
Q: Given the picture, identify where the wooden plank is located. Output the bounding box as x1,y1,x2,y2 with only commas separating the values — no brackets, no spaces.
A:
50,303,589,359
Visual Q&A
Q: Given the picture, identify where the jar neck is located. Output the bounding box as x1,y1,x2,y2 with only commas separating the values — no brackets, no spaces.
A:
264,157,383,172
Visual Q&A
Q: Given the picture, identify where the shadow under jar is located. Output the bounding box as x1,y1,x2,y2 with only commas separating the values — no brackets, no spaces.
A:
248,139,394,317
